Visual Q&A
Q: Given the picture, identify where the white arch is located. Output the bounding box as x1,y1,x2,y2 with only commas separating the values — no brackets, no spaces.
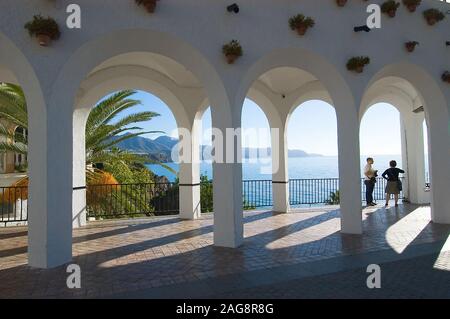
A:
44,29,244,253
76,65,198,129
362,62,450,223
0,32,54,267
238,48,362,234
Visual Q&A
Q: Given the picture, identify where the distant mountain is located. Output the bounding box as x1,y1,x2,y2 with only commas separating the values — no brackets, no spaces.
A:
114,134,322,162
112,134,177,162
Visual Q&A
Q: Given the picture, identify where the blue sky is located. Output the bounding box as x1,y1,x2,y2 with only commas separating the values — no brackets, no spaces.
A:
114,90,415,156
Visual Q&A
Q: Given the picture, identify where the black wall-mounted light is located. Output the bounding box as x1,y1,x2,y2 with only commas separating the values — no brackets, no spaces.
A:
354,25,371,33
227,3,240,14
446,41,450,46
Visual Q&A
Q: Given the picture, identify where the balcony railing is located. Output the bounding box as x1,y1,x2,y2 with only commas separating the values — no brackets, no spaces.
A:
86,182,179,220
0,186,28,226
0,177,409,224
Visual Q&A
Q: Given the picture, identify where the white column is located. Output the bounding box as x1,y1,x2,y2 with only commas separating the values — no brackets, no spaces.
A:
177,118,202,220
272,124,290,213
72,109,88,228
212,121,243,248
427,114,450,224
179,163,201,220
337,111,362,234
28,102,73,268
401,113,429,204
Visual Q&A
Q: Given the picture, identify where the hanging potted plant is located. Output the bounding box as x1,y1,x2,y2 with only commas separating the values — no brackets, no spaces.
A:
442,71,450,84
402,0,421,13
222,40,243,64
289,14,315,36
405,41,419,52
346,56,370,73
24,15,60,47
336,0,348,7
423,9,445,26
381,1,401,17
135,0,159,13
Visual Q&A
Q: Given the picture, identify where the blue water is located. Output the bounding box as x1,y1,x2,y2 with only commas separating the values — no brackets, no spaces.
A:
147,154,407,181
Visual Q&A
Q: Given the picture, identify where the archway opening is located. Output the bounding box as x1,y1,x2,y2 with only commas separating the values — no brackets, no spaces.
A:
287,100,339,208
0,82,30,227
360,103,404,206
73,51,211,227
241,98,273,209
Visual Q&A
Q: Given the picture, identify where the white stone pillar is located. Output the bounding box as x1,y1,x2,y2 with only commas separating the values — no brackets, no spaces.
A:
177,117,202,220
337,111,362,234
272,124,290,213
212,121,243,248
427,114,450,224
28,101,73,268
401,113,429,204
179,162,201,220
72,109,88,228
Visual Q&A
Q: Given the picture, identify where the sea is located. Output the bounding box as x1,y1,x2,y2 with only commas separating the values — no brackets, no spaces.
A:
146,154,419,181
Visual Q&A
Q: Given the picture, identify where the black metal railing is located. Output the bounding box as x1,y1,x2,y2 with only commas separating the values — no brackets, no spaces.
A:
0,176,411,225
86,182,179,220
0,186,28,225
290,178,340,206
242,180,273,209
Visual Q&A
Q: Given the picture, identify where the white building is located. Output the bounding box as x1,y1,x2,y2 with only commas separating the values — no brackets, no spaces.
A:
0,0,449,268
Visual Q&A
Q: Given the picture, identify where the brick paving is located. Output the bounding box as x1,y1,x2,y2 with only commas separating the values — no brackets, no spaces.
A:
0,204,449,298
210,251,450,299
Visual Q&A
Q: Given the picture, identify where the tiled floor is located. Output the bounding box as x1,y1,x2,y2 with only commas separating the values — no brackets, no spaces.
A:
0,204,449,298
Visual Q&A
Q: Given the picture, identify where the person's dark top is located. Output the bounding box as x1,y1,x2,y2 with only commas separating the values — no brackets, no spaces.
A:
382,168,405,181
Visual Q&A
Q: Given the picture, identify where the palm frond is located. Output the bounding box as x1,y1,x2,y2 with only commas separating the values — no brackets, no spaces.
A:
0,142,27,155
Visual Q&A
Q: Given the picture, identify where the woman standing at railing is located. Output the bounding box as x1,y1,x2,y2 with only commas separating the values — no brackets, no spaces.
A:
382,160,405,208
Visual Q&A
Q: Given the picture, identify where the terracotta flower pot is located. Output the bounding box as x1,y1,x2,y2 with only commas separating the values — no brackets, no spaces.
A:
296,25,308,36
388,9,397,18
355,66,364,73
336,0,347,7
406,4,417,12
442,73,450,83
426,17,437,26
144,0,157,13
405,42,417,52
37,33,52,46
225,54,238,64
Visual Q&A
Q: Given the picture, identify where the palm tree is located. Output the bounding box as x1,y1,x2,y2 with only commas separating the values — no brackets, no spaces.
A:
0,83,28,155
0,83,159,174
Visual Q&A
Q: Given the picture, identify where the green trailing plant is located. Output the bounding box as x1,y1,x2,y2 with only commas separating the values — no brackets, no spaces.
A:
346,56,370,73
402,0,421,12
423,8,445,26
289,14,315,36
326,190,340,205
24,15,60,46
381,1,401,17
222,40,243,64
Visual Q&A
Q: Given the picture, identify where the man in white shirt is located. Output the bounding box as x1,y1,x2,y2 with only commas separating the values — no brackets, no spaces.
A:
364,157,377,206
